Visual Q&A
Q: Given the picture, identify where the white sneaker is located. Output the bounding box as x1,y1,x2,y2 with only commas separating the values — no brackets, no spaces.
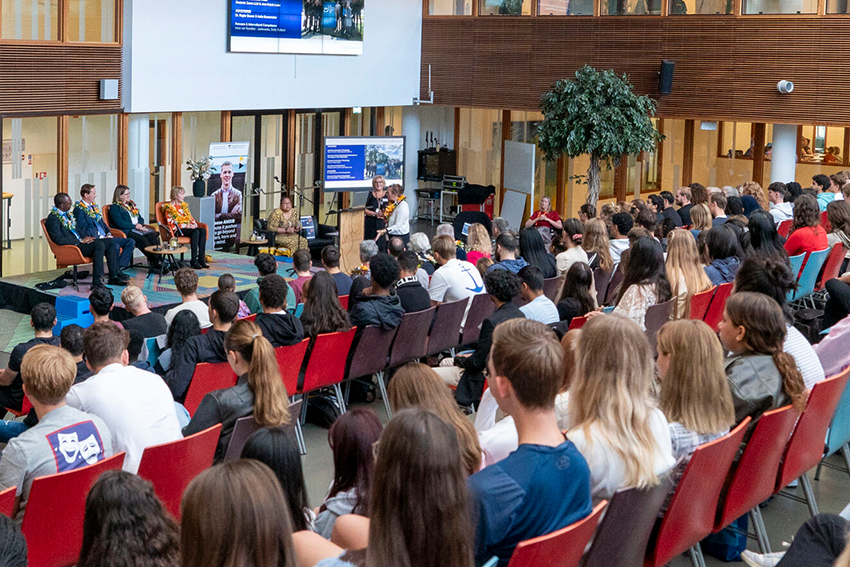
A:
741,550,786,567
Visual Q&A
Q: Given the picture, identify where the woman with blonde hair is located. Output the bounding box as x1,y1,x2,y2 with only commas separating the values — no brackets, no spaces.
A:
689,203,712,234
666,229,713,319
581,218,614,272
162,186,208,269
464,223,492,266
567,314,675,499
657,320,735,460
182,319,290,461
388,363,482,475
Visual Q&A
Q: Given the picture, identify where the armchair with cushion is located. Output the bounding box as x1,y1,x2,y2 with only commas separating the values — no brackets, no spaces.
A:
41,219,91,291
155,201,209,256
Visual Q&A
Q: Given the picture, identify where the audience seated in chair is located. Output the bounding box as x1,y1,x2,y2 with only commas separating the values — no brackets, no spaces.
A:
555,262,596,325
612,236,671,331
299,272,352,340
289,249,313,306
182,319,291,462
387,236,429,288
45,192,128,288
321,245,352,297
0,344,113,521
348,254,404,331
127,330,155,374
0,303,59,413
66,323,181,473
256,275,305,348
165,290,239,402
487,233,528,274
608,212,633,265
73,183,135,275
155,311,201,375
517,265,559,324
245,253,296,315
217,274,251,319
61,324,91,384
164,268,211,329
121,285,167,338
347,240,380,304
394,251,431,313
89,286,123,328
429,234,485,330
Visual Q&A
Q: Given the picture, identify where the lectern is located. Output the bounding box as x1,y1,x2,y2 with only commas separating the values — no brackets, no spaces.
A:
339,207,365,275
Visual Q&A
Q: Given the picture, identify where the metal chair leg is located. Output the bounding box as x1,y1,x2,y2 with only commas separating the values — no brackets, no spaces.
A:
375,370,392,419
842,444,850,481
815,461,824,481
750,506,772,553
333,383,347,414
294,418,307,455
688,544,705,567
800,473,820,517
300,393,309,425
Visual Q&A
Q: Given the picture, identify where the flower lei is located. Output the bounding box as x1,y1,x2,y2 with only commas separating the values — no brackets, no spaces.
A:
350,264,370,277
76,201,103,221
384,195,406,219
50,207,77,233
118,200,140,217
164,202,193,226
455,239,469,252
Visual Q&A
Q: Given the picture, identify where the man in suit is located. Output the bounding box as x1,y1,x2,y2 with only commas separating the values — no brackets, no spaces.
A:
73,184,135,271
45,193,128,287
212,162,243,222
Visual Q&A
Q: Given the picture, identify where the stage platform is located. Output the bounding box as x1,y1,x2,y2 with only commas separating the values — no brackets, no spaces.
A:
0,251,294,321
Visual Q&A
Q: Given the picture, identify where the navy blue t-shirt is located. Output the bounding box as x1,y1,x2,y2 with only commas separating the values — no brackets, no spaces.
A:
468,440,592,566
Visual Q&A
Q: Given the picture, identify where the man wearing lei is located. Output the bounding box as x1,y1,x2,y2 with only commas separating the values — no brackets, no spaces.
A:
73,184,135,275
375,184,409,246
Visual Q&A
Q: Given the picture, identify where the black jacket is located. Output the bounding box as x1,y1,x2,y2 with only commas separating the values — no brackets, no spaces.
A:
166,330,228,402
455,302,525,407
108,204,139,232
44,213,82,246
182,373,253,462
73,203,112,238
395,279,432,313
349,295,404,330
257,312,305,348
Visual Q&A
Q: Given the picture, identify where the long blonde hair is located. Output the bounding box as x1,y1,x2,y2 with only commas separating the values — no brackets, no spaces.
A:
569,314,666,489
224,320,291,428
690,203,712,231
657,320,735,435
666,229,713,318
466,223,491,256
388,363,482,475
582,218,614,272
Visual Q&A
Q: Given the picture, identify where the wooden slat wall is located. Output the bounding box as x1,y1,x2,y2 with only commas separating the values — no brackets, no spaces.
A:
0,45,122,115
422,17,850,125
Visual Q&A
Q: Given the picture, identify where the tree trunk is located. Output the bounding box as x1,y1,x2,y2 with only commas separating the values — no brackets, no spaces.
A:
587,154,601,206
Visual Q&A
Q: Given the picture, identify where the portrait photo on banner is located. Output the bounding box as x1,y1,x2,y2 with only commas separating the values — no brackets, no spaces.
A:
208,142,250,250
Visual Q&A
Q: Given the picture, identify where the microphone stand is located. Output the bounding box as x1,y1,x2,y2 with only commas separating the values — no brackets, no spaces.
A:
290,184,314,253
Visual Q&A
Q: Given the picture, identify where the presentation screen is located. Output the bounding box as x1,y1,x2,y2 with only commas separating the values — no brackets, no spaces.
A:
323,136,405,192
229,0,364,55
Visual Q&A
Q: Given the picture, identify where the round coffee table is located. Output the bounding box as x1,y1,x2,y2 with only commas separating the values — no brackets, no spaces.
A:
145,245,189,284
240,238,267,256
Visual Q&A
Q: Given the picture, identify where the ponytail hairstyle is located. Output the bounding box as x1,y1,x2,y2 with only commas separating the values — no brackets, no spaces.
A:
733,256,797,323
562,218,583,247
723,292,807,413
224,320,291,428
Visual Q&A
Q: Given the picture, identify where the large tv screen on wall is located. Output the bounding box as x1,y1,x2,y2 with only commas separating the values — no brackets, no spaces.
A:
323,136,405,192
229,0,364,55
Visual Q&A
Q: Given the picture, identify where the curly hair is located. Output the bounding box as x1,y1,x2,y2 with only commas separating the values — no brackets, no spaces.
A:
254,253,278,277
484,268,521,303
258,274,289,310
78,470,179,567
369,253,400,289
791,193,821,233
740,181,769,211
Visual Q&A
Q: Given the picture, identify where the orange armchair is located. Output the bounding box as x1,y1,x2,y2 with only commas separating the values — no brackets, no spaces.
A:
41,219,92,291
103,204,157,239
155,201,209,246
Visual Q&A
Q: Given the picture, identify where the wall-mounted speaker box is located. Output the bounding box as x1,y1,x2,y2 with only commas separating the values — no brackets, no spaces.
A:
659,60,675,95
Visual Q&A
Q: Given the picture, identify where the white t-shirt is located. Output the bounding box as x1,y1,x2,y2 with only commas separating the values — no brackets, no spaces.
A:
520,294,560,324
387,200,410,236
66,363,183,473
567,408,675,501
556,247,589,276
428,258,485,328
609,239,630,264
165,299,211,329
473,390,518,468
784,324,826,390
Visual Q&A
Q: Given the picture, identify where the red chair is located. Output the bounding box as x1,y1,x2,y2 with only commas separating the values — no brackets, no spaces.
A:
645,418,750,567
427,298,469,357
137,424,221,521
22,452,126,567
821,210,831,232
183,362,238,415
345,324,399,418
567,315,588,330
41,219,92,291
3,395,33,419
297,330,357,422
713,406,799,553
339,295,349,310
239,313,257,322
688,286,716,321
774,369,850,517
816,243,845,293
505,501,607,567
0,486,16,518
777,219,793,238
644,299,675,354
702,282,732,331
462,293,495,344
543,275,565,302
274,339,310,396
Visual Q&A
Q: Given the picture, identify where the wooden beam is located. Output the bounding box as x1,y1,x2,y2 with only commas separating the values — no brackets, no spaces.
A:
498,110,511,215
752,122,766,186
58,115,69,193
171,112,182,188
555,155,566,217
655,119,664,193
117,112,129,185
453,107,460,150
375,107,385,135
614,156,628,203
682,119,695,186
220,111,232,143
286,111,296,192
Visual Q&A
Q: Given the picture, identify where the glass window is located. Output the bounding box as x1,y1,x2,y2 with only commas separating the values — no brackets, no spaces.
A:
181,112,223,189
1,0,59,40
701,121,753,188
429,0,473,14
68,114,118,204
538,0,593,14
479,0,531,15
827,0,850,12
800,125,846,167
742,0,815,13
68,0,116,42
457,108,502,197
601,0,661,15
669,0,732,14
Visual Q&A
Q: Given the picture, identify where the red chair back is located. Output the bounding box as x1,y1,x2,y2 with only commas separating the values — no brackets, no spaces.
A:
702,282,732,331
777,219,793,238
604,263,625,305
275,339,310,396
427,298,469,356
339,295,349,310
300,329,357,393
567,315,588,330
137,424,221,521
22,452,126,567
776,369,850,490
389,307,436,368
714,406,799,531
184,362,238,415
816,243,845,292
644,299,675,354
543,276,565,302
239,313,257,322
0,486,16,518
347,325,398,380
505,501,607,567
688,286,716,321
593,268,613,302
821,210,831,232
647,418,750,567
462,294,495,344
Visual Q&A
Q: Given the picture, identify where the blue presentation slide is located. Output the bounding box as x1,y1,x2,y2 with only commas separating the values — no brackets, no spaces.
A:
323,136,405,192
326,145,366,182
231,0,301,39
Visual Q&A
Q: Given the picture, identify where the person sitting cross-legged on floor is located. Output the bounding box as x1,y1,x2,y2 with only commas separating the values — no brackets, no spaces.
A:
0,344,113,521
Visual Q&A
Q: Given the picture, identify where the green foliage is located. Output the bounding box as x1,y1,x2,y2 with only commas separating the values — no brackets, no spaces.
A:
537,65,662,166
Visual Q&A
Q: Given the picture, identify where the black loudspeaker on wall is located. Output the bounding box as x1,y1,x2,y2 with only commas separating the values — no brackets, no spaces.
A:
659,60,675,95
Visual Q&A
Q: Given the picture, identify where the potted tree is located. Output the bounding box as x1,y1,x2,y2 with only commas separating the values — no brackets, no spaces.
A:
537,65,662,206
186,156,213,198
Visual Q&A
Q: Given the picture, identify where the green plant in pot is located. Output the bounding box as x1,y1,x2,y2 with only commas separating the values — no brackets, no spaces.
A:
186,156,213,198
537,65,663,206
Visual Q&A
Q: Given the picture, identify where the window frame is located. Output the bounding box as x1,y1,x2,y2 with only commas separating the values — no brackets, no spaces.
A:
0,0,121,45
